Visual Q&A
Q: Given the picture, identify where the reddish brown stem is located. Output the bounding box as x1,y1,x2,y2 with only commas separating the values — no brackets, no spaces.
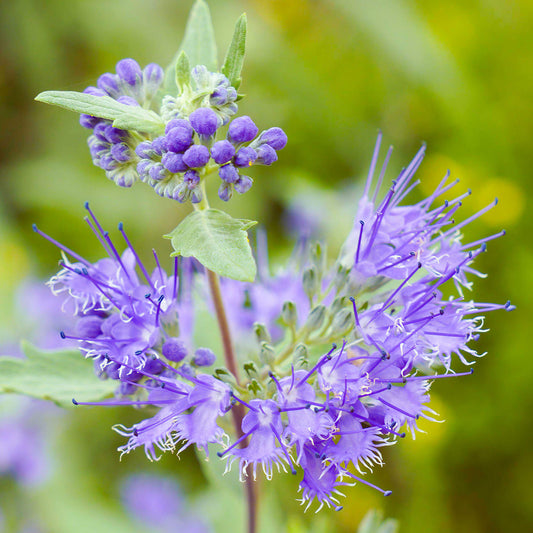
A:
206,268,257,533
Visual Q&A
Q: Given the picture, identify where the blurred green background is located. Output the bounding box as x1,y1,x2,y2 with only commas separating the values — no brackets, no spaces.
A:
0,0,531,532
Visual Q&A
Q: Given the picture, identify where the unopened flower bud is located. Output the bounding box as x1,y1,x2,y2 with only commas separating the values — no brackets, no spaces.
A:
305,305,326,331
189,107,218,137
257,127,287,150
303,266,319,301
259,342,276,365
253,323,271,343
228,116,258,143
193,347,216,367
211,140,235,164
330,308,353,336
116,58,142,86
162,338,188,362
234,175,253,194
281,301,298,328
182,145,210,168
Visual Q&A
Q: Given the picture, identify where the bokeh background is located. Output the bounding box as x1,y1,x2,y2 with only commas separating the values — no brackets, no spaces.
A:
0,0,531,532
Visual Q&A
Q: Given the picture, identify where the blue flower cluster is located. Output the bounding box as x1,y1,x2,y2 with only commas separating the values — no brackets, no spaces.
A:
34,203,215,398
36,137,512,511
135,109,287,202
81,59,164,187
78,59,287,203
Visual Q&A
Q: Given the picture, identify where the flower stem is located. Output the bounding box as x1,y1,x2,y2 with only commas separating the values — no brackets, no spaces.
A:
205,267,257,533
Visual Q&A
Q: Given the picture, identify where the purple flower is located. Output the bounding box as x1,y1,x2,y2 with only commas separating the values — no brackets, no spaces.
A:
35,204,193,390
120,474,212,533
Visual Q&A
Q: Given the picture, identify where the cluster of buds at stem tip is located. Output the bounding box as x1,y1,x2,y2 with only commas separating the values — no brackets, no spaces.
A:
80,60,287,203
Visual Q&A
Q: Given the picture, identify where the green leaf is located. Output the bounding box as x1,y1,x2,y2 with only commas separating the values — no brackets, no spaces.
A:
175,50,191,91
0,342,116,407
164,0,218,93
221,13,247,90
35,91,165,134
165,208,257,282
357,510,400,533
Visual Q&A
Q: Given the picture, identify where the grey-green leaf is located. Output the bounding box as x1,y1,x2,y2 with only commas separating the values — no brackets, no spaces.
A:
35,91,165,134
165,208,257,282
357,510,400,533
175,50,191,91
0,342,116,407
221,13,247,90
164,0,217,93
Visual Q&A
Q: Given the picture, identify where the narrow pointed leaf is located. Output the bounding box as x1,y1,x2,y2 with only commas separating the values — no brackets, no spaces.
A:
221,13,247,89
0,342,116,407
165,208,257,282
35,90,165,134
175,50,191,91
164,0,217,93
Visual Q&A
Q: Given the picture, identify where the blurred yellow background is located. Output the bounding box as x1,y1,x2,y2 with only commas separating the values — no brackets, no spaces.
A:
0,1,531,532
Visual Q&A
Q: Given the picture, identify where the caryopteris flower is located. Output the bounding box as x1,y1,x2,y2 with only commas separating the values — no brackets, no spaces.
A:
78,60,286,202
35,133,512,512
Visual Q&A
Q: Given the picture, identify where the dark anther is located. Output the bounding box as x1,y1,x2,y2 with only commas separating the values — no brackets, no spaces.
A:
60,331,66,339
118,222,124,231
72,398,78,405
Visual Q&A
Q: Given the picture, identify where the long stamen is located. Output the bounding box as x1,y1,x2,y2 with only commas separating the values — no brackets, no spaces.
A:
33,225,90,266
118,222,155,291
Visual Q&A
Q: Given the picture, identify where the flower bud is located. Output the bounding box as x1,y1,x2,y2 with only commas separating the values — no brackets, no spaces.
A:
304,305,326,331
162,152,187,173
219,164,239,184
162,338,188,362
303,266,319,301
255,144,278,165
234,175,253,194
310,242,327,277
193,347,216,367
166,126,193,153
184,170,200,188
257,127,287,150
116,58,142,86
259,342,276,365
182,145,210,168
292,343,308,369
97,73,120,96
228,116,258,143
189,107,218,137
211,140,235,164
330,308,353,336
117,95,140,107
143,63,164,95
234,147,257,168
253,323,271,344
281,301,298,328
218,182,233,202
